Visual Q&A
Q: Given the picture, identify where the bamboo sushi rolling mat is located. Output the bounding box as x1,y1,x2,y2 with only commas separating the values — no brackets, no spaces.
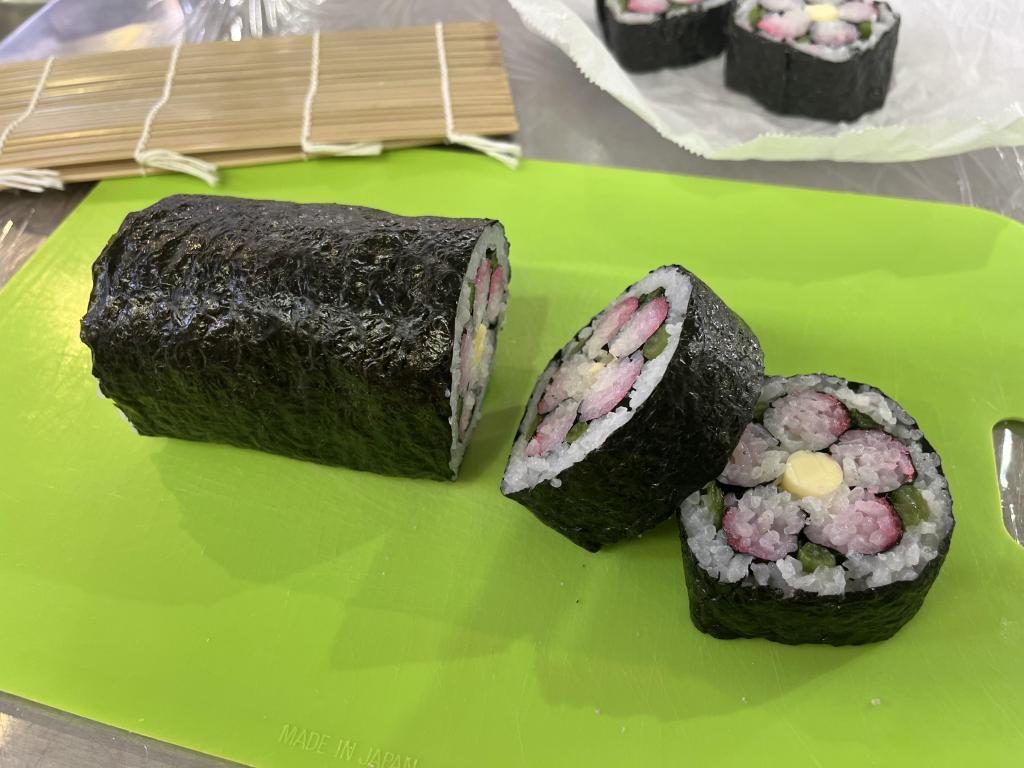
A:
0,21,520,191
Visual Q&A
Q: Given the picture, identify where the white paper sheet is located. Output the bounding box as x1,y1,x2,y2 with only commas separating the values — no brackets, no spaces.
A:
508,0,1024,161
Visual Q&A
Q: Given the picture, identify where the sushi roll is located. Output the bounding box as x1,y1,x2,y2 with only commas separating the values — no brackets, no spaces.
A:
726,1,900,121
679,374,954,645
502,265,764,552
80,194,510,481
597,0,735,73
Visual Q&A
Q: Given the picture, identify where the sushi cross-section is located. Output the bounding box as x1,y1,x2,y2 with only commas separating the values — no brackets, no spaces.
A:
80,195,510,481
726,0,900,121
502,265,764,552
597,0,735,73
679,374,954,645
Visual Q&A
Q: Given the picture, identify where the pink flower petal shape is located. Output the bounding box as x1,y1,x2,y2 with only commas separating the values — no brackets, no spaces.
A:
458,330,471,394
763,389,851,452
473,260,490,321
838,2,878,23
584,297,639,356
758,10,811,40
811,20,858,47
580,354,644,422
526,399,580,458
723,486,805,561
608,296,668,357
485,264,505,324
538,354,600,415
829,429,915,493
628,0,669,12
805,488,902,555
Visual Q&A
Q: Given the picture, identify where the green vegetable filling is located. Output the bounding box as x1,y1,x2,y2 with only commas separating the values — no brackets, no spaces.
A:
749,5,763,27
566,422,588,444
858,21,872,40
796,34,811,43
637,287,666,305
798,542,837,572
753,400,769,421
705,482,725,529
487,248,499,269
891,485,930,527
524,412,542,441
468,283,476,308
642,325,669,360
849,409,883,430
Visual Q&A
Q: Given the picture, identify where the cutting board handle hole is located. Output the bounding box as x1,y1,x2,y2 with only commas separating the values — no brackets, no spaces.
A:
992,420,1024,547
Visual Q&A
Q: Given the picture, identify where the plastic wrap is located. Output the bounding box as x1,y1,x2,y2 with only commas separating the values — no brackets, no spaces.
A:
510,0,1024,162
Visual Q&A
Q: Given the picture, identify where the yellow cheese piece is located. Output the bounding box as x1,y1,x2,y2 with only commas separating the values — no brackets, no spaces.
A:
805,3,839,22
471,323,488,368
779,450,844,499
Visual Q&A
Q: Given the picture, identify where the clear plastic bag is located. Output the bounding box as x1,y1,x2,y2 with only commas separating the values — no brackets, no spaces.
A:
509,0,1024,162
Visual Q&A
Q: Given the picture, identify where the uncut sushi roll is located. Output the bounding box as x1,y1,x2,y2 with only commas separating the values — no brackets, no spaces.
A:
679,374,954,645
726,0,900,122
502,265,764,552
597,0,734,73
80,194,510,481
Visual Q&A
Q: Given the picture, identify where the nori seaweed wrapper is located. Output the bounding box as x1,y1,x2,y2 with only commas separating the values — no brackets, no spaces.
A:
680,537,950,645
724,6,900,122
503,266,764,552
597,0,733,73
678,378,955,645
80,194,508,481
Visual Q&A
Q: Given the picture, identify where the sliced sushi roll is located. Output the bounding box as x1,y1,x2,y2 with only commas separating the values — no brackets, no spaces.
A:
80,194,510,481
596,0,735,73
726,0,900,121
679,374,954,645
502,265,764,552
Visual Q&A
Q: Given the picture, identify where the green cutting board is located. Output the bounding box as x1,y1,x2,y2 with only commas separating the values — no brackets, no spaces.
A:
2,150,1022,767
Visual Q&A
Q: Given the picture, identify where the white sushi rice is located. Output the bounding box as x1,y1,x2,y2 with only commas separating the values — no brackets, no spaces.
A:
722,485,805,560
681,374,953,596
447,223,510,476
501,267,691,494
829,429,914,492
607,0,733,25
733,0,898,63
762,388,848,452
718,423,789,486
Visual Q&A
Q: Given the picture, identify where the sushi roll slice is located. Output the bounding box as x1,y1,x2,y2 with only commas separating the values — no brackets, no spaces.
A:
80,194,510,481
726,1,900,121
597,0,735,73
502,265,764,552
679,374,954,645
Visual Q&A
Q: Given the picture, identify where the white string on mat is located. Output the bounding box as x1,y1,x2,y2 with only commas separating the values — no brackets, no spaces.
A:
301,31,383,158
134,42,219,186
0,56,64,193
434,22,521,170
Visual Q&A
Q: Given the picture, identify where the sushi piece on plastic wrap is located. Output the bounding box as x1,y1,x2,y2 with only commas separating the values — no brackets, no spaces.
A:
678,374,955,645
596,0,735,73
80,194,510,481
501,265,764,551
725,0,900,121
